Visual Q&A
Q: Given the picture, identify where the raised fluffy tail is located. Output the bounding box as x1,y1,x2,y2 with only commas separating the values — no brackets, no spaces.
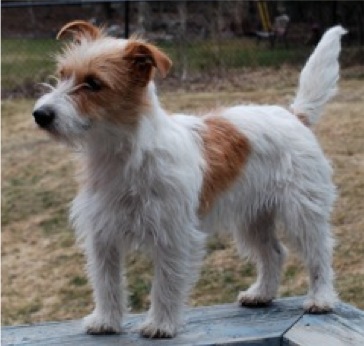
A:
291,25,347,126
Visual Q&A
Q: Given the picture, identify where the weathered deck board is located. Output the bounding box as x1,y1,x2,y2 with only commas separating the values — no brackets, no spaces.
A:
2,297,364,346
2,297,304,346
283,302,364,346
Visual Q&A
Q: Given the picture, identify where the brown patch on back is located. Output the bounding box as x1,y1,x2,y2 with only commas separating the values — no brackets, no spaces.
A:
199,116,251,215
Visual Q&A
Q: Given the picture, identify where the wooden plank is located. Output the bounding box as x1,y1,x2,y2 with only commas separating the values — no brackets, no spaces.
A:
2,297,304,346
283,302,364,346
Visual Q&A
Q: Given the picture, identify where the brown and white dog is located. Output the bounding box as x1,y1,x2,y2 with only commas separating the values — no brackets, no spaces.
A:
33,21,346,337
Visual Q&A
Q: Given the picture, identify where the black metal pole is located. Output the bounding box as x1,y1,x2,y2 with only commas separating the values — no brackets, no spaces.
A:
124,0,129,38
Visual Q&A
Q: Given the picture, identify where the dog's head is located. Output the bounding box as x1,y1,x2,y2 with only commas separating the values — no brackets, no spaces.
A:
33,20,172,143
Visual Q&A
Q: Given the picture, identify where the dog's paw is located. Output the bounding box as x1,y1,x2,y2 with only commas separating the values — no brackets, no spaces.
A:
303,290,337,314
303,298,334,314
238,291,273,307
83,312,121,335
139,319,177,339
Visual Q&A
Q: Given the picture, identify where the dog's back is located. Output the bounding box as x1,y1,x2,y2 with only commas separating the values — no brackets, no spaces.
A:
200,26,346,312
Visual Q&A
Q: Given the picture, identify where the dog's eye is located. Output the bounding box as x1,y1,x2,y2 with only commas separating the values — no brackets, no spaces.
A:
84,76,102,92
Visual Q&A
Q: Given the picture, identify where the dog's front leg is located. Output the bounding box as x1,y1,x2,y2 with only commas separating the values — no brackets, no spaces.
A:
139,245,187,338
140,231,204,339
83,233,125,334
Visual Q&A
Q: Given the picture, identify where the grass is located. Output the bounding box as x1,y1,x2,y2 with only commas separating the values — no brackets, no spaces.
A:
2,39,61,90
1,37,310,92
162,39,309,71
2,67,364,326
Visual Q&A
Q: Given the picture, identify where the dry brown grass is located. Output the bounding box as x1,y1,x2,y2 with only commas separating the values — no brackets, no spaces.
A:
2,67,364,326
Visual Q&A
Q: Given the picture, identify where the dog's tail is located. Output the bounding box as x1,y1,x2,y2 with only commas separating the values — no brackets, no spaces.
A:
290,25,347,126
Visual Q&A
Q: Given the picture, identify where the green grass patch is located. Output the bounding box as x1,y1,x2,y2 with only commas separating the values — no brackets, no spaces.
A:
39,207,70,236
1,37,310,93
70,275,88,287
161,39,310,72
16,299,43,324
129,277,152,311
2,38,60,90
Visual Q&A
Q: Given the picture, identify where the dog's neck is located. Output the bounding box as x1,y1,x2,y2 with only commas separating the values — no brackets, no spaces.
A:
84,81,170,169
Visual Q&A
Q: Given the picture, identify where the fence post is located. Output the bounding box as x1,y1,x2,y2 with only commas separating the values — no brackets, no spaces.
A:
124,0,129,38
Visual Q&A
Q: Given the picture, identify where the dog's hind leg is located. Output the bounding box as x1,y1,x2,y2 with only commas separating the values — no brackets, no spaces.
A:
302,221,337,313
281,200,337,313
235,210,286,306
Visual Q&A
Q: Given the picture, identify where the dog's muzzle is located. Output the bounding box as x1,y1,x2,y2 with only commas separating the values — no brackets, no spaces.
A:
33,106,55,128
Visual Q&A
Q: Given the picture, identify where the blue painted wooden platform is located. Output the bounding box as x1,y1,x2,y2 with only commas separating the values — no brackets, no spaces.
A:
2,297,364,345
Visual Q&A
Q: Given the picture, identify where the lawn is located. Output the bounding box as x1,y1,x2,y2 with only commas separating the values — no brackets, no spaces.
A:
1,37,310,93
2,39,60,90
2,67,364,325
162,38,310,71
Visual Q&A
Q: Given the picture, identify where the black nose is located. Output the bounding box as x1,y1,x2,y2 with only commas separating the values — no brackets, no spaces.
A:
33,106,55,128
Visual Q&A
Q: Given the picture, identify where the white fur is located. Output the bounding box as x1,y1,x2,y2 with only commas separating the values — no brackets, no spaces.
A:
291,25,347,125
33,26,345,337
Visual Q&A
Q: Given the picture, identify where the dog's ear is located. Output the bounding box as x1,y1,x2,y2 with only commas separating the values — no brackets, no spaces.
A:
57,20,101,42
123,41,172,79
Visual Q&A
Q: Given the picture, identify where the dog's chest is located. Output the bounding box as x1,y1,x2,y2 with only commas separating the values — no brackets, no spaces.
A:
76,150,191,238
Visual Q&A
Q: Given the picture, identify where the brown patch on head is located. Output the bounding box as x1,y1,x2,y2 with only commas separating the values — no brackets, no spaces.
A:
57,49,146,125
55,30,172,126
123,40,172,81
57,20,102,42
199,116,251,215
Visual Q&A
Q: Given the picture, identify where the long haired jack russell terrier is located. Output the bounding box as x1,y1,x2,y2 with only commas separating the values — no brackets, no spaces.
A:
33,22,346,337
